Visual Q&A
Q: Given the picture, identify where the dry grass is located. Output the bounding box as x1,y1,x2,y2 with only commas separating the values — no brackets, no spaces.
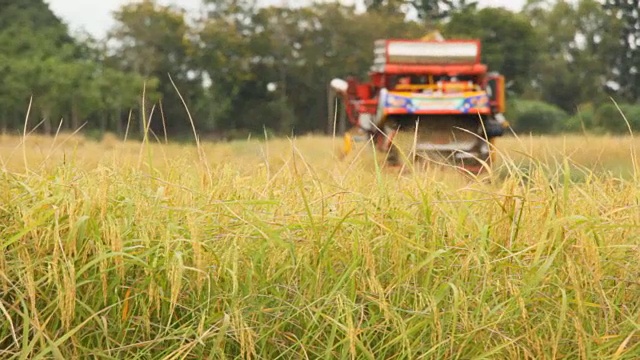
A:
0,131,639,359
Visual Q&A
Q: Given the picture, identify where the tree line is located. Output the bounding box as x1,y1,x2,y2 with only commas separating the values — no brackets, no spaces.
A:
1,0,639,140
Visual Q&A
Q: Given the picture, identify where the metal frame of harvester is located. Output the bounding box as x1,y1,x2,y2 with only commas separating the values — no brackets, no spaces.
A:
328,33,509,174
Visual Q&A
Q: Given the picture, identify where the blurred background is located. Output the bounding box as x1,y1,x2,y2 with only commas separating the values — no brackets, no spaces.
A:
1,0,637,140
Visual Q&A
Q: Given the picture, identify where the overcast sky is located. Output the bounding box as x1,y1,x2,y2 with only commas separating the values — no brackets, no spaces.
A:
44,0,525,39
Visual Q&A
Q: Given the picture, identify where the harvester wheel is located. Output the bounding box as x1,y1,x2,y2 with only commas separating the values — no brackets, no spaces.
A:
483,119,505,138
376,127,401,166
387,145,401,166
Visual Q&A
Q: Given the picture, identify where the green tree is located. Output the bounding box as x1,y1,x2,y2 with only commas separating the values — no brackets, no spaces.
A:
364,0,406,15
0,0,77,132
229,3,424,135
365,0,475,20
410,0,477,20
0,0,75,54
509,99,569,134
107,0,199,137
443,7,540,95
0,0,151,136
524,0,623,112
193,0,256,132
603,0,640,102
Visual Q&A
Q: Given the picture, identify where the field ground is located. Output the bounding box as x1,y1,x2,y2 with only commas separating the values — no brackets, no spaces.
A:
0,132,639,359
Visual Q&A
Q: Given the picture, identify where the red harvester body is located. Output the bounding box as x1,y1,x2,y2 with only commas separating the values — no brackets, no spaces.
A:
329,33,509,173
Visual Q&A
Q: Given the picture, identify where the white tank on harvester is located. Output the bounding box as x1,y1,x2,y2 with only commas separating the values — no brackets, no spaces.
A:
328,32,509,173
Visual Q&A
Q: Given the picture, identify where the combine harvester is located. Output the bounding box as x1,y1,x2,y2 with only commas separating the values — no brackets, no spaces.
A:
329,32,509,174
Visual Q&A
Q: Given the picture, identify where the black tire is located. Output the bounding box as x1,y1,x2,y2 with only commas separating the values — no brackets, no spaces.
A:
482,119,505,138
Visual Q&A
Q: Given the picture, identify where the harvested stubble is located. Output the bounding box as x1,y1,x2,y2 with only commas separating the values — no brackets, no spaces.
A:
0,132,639,359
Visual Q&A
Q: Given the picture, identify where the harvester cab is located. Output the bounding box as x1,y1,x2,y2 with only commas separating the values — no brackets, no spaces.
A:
328,32,509,173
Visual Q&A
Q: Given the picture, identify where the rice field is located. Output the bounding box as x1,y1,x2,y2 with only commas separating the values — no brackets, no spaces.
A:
0,131,639,359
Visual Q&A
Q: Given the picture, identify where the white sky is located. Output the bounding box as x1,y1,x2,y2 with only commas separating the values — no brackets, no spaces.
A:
44,0,525,39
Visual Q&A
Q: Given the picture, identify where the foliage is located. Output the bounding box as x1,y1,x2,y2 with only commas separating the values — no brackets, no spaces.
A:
443,7,540,95
523,0,623,113
410,0,477,20
564,103,597,133
0,0,75,55
106,0,197,135
1,0,640,137
594,102,640,134
212,3,424,134
0,0,156,136
365,0,476,20
193,5,253,132
603,0,640,101
553,101,640,135
508,100,569,134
